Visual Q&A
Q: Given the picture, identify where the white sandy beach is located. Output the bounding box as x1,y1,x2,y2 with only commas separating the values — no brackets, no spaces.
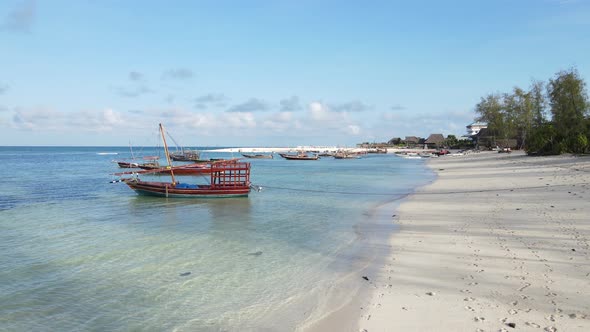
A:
348,151,590,332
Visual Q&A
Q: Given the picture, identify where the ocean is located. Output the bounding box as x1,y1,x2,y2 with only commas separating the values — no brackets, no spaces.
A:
0,146,434,331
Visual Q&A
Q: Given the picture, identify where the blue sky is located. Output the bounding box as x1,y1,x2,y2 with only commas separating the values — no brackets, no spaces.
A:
1,0,589,146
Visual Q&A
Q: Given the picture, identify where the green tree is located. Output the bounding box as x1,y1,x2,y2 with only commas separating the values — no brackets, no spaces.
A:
503,83,549,150
547,68,589,152
504,88,530,149
529,80,547,127
526,123,560,155
445,134,458,148
475,94,506,144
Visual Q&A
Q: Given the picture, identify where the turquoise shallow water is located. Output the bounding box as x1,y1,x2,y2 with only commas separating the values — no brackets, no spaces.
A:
0,147,434,331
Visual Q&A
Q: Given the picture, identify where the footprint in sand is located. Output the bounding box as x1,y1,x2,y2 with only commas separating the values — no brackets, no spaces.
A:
465,306,475,312
525,322,541,328
545,314,556,322
473,316,485,322
518,283,531,291
508,309,518,315
544,326,557,332
464,297,475,302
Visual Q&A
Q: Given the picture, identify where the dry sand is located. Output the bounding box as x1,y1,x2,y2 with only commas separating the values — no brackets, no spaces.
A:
353,151,590,332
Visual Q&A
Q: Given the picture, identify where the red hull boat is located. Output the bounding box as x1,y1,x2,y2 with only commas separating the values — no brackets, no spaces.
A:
117,124,252,198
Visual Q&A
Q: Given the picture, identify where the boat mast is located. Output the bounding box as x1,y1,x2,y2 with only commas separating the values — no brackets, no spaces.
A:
129,140,135,160
159,123,176,185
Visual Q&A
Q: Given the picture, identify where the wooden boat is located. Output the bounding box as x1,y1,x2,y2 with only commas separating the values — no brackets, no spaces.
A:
279,152,319,160
170,149,201,161
116,155,160,169
117,163,214,176
117,161,139,168
241,153,273,159
333,153,359,159
120,124,251,198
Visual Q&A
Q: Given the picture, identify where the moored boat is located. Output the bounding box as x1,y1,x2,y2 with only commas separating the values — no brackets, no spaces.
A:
170,149,201,161
123,160,251,197
116,163,215,176
241,153,273,159
333,152,359,159
279,152,319,160
119,124,252,198
116,161,140,168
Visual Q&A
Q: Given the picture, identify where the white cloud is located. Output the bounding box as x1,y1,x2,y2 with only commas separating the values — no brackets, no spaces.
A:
308,101,331,121
308,101,352,125
1,0,36,33
12,107,63,130
129,71,144,81
279,96,302,112
260,111,294,131
330,100,372,112
10,107,130,132
346,124,361,135
227,98,269,112
194,93,228,109
162,68,194,80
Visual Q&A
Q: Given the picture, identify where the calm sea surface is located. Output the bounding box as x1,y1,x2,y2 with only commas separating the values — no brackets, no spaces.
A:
0,146,434,331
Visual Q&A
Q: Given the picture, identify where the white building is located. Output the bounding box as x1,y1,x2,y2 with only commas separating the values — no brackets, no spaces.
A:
466,122,487,136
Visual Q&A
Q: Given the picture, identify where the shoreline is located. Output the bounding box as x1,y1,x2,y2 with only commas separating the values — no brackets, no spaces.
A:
352,151,590,331
300,161,436,331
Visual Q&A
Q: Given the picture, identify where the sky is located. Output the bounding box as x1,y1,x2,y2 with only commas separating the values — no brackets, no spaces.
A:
1,0,589,147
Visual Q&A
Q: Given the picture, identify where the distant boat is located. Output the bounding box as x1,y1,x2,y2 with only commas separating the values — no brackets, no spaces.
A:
116,155,161,169
117,161,139,168
367,148,388,154
114,142,160,168
333,153,358,159
279,152,319,160
241,153,273,159
332,150,361,159
119,124,252,198
116,163,215,176
170,149,201,162
402,153,422,159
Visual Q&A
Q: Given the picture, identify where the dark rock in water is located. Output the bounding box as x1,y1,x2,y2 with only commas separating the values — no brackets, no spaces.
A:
516,208,521,210
572,248,576,251
362,276,369,281
248,251,263,256
507,322,516,328
180,272,191,277
392,214,397,217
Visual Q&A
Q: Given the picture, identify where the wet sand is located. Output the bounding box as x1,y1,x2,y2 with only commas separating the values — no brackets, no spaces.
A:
353,151,590,331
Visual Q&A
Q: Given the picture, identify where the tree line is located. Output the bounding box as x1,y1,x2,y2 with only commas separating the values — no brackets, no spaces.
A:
475,68,590,155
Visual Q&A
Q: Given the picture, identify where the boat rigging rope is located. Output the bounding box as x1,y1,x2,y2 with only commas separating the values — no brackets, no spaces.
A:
253,182,589,196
